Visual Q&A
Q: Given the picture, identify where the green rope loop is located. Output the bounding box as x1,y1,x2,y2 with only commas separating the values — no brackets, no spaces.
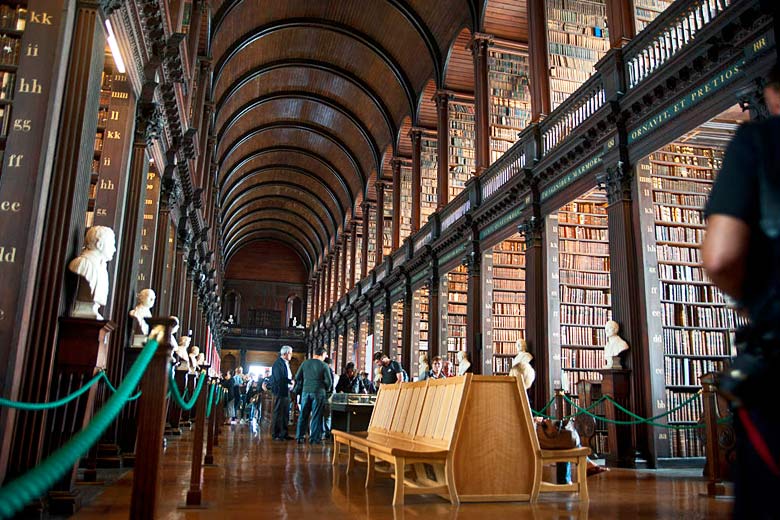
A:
531,395,557,417
602,391,702,423
0,372,105,410
532,395,608,420
0,336,161,519
99,372,141,401
206,382,216,418
561,393,704,429
168,372,207,411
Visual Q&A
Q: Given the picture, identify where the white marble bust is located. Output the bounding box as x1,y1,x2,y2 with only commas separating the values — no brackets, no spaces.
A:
456,350,471,376
68,226,116,319
174,335,192,371
188,345,201,374
509,339,535,390
604,320,629,369
129,288,156,336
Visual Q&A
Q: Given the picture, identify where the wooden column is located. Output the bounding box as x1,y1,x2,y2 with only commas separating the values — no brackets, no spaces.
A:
470,33,493,174
527,0,551,121
427,265,441,361
350,222,358,287
434,91,452,209
602,368,636,468
604,163,646,466
4,1,103,481
311,275,318,320
375,181,385,267
150,175,178,316
341,233,348,295
333,248,340,303
605,0,636,48
106,85,161,410
382,291,392,357
170,247,187,321
361,200,371,277
391,159,401,250
409,129,422,232
187,0,204,79
401,280,413,374
130,318,175,520
521,214,549,408
328,254,335,307
465,237,482,374
186,369,209,506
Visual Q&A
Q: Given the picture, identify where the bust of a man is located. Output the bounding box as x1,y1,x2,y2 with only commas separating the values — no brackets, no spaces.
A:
604,320,629,369
456,350,471,376
174,335,191,371
188,346,201,373
509,339,535,390
68,226,116,319
129,288,156,336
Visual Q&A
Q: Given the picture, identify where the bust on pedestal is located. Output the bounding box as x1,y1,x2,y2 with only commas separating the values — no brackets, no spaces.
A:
174,336,192,372
129,289,156,348
67,225,116,320
600,320,634,468
509,338,536,390
457,351,472,376
188,346,201,374
603,320,629,369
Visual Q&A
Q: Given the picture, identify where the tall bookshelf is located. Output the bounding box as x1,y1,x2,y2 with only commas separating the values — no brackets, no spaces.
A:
633,0,674,33
448,100,475,199
485,235,527,375
488,47,531,164
399,163,413,243
391,300,404,364
637,136,747,458
358,320,368,375
354,231,363,282
444,265,468,373
85,65,111,227
382,183,393,258
0,4,27,174
420,136,437,222
412,285,429,379
372,310,384,373
367,205,376,268
548,189,612,394
347,323,356,367
545,0,610,109
334,332,344,375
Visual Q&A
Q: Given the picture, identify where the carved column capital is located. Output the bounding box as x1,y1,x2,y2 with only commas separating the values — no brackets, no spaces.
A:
737,79,772,121
519,215,544,249
433,90,453,110
600,162,633,205
100,0,125,16
469,32,495,55
135,100,163,145
408,127,423,142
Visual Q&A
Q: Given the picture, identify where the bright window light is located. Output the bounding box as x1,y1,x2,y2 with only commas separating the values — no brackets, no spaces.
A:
105,20,126,74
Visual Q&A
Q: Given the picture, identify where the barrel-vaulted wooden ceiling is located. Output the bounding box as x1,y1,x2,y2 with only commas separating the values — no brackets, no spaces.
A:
213,0,528,273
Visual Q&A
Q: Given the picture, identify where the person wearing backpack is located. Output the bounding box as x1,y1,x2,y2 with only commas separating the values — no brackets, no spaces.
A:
373,352,404,384
702,63,780,520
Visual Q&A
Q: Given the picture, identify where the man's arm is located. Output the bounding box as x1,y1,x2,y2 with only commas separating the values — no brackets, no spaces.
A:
702,214,751,301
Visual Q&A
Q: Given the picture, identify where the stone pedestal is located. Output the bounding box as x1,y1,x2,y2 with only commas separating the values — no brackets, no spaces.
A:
601,368,636,468
46,317,114,515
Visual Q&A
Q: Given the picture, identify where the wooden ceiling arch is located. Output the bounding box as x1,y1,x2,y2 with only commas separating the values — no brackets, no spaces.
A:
223,196,332,247
226,234,314,272
225,208,327,253
219,147,354,216
226,218,320,262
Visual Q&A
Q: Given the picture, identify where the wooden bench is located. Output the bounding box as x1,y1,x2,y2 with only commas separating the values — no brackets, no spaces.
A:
334,375,591,505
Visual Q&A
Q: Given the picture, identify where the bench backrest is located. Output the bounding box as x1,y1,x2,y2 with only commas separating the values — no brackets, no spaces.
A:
367,383,402,435
413,376,469,449
388,380,428,440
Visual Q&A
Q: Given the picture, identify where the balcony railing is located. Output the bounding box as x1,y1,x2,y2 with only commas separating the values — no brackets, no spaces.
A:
541,74,606,155
224,327,306,339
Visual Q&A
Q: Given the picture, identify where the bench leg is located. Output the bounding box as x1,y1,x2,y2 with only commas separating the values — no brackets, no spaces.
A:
576,456,589,502
346,444,354,474
365,453,375,488
444,460,459,506
392,457,405,506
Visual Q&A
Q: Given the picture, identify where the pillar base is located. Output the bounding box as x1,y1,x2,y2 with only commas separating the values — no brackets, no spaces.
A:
186,489,202,506
48,490,82,516
96,443,123,468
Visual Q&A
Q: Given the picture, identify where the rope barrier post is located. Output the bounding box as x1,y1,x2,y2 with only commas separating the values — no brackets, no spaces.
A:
166,368,188,436
130,318,175,520
47,317,116,515
601,368,636,468
186,368,210,507
214,389,224,448
701,372,733,497
204,377,218,465
181,372,196,429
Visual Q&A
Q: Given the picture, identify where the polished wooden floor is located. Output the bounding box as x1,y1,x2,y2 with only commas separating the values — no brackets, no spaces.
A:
73,421,732,519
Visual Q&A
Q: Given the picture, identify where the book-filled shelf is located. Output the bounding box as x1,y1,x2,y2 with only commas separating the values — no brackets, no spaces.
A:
382,182,393,258
399,162,413,243
420,135,437,222
547,188,612,395
373,311,384,363
633,0,674,33
483,234,527,375
358,321,368,377
347,324,356,369
334,332,344,375
86,63,112,228
448,100,475,199
443,264,468,373
488,45,531,165
412,285,430,374
391,300,404,364
367,205,377,268
353,231,363,283
636,118,747,458
0,3,26,171
545,0,610,109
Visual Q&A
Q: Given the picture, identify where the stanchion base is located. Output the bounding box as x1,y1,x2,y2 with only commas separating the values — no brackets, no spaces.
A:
79,468,98,482
204,455,215,465
122,453,136,467
185,490,203,507
48,490,82,516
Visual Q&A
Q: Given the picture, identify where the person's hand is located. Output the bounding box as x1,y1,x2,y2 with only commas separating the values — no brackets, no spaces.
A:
261,382,268,392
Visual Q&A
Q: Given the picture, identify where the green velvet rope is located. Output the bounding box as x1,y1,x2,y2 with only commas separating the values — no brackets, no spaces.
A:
561,393,704,429
0,371,141,411
168,372,207,411
0,335,161,519
206,382,216,418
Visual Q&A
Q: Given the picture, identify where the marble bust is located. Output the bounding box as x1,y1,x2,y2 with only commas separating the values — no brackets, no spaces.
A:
174,335,192,371
509,339,535,390
604,320,629,369
418,353,430,381
129,289,156,336
68,225,116,320
456,351,471,376
188,346,201,374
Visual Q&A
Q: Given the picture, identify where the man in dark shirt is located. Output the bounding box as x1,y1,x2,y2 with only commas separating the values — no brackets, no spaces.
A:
373,352,403,385
335,362,366,393
266,346,295,441
703,64,780,520
294,346,333,444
